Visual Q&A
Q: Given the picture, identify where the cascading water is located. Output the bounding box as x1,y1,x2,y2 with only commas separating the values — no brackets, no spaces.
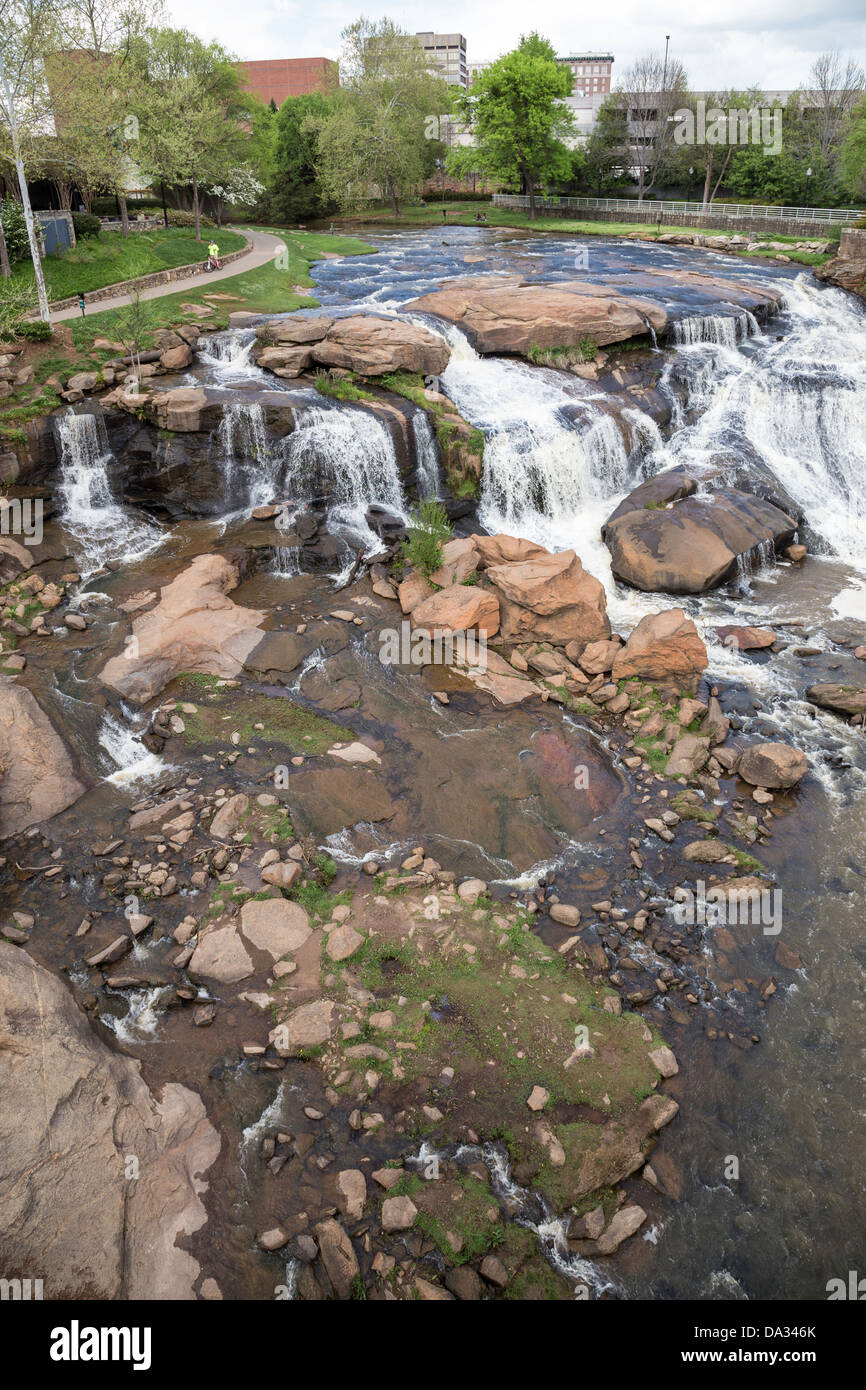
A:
98,709,168,786
215,401,285,509
281,401,408,554
669,308,760,347
442,333,634,558
198,328,260,379
55,410,162,571
412,409,440,498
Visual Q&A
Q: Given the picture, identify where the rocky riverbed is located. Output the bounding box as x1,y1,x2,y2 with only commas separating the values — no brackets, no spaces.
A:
1,225,864,1301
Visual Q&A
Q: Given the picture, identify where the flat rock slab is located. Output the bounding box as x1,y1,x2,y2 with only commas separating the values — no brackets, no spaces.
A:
0,942,220,1298
239,898,311,958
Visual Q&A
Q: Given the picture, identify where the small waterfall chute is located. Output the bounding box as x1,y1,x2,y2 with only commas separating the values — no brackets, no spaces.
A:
669,308,759,348
281,401,408,554
55,410,162,571
215,400,285,509
412,409,440,498
198,328,259,379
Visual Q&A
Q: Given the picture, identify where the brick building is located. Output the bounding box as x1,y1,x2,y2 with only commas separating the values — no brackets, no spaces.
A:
236,57,338,107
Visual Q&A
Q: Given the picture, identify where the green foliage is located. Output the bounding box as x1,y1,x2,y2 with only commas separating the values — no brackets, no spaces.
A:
314,854,337,886
449,34,575,217
0,200,30,263
313,369,373,402
841,94,866,199
71,212,101,240
401,497,452,578
313,18,453,216
260,92,339,223
6,315,50,342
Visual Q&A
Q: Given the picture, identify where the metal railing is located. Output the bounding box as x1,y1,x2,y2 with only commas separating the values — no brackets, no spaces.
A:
492,194,863,225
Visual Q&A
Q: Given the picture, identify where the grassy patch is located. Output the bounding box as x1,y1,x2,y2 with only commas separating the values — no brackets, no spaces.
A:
313,370,375,402
67,229,376,356
172,681,353,754
13,227,247,302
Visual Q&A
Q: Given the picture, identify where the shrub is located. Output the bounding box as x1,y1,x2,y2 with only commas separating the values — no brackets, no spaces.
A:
0,199,31,263
10,319,52,343
162,208,216,230
72,211,101,240
402,497,452,579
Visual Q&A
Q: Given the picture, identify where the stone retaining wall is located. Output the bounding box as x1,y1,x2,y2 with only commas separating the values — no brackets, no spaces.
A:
49,235,254,313
839,227,866,258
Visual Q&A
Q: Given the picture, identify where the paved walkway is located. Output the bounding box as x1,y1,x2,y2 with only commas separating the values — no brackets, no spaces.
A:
50,228,287,323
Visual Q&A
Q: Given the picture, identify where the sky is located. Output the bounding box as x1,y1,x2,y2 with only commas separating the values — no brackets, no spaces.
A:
164,0,866,90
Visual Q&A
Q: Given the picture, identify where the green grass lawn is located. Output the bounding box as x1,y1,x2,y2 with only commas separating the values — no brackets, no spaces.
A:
63,227,375,352
332,201,837,265
13,226,248,301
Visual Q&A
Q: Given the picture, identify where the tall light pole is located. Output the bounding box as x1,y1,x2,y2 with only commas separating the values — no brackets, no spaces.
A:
662,35,670,93
0,53,51,324
804,165,813,206
687,165,694,201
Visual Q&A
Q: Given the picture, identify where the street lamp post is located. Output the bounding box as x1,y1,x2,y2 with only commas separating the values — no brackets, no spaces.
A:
687,165,694,202
804,166,813,207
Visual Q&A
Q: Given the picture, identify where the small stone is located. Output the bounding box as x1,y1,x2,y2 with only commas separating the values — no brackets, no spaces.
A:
381,1195,418,1232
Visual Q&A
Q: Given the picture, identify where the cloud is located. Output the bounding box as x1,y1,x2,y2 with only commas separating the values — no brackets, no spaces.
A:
163,0,866,90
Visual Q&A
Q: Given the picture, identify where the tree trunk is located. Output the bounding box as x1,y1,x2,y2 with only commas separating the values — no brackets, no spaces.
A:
0,216,10,279
118,192,130,236
193,177,201,241
523,167,536,219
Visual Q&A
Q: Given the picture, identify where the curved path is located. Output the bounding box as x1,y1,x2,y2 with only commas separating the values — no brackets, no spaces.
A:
49,228,287,324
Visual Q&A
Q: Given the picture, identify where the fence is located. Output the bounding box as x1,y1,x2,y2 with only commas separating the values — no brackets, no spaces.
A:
492,194,863,228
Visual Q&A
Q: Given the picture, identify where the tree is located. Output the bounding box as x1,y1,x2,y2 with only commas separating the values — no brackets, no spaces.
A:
617,50,689,201
803,51,866,161
670,89,768,210
582,96,629,195
313,17,451,217
449,33,574,218
841,95,866,198
0,0,62,315
47,0,162,235
265,91,338,223
132,27,254,241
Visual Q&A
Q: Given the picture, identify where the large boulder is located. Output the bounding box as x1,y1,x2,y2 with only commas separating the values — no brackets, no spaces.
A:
410,586,500,638
604,467,697,529
738,741,808,789
0,943,220,1298
605,488,798,593
612,609,708,688
484,548,609,647
253,314,449,378
100,554,266,703
401,279,667,355
0,680,88,837
470,533,550,568
806,683,866,718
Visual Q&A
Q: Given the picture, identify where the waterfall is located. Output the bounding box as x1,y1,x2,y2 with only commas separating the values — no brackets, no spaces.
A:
198,328,259,378
442,350,638,556
412,409,440,497
98,709,168,786
670,309,760,348
55,410,162,571
215,401,284,508
281,402,408,554
649,275,866,567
